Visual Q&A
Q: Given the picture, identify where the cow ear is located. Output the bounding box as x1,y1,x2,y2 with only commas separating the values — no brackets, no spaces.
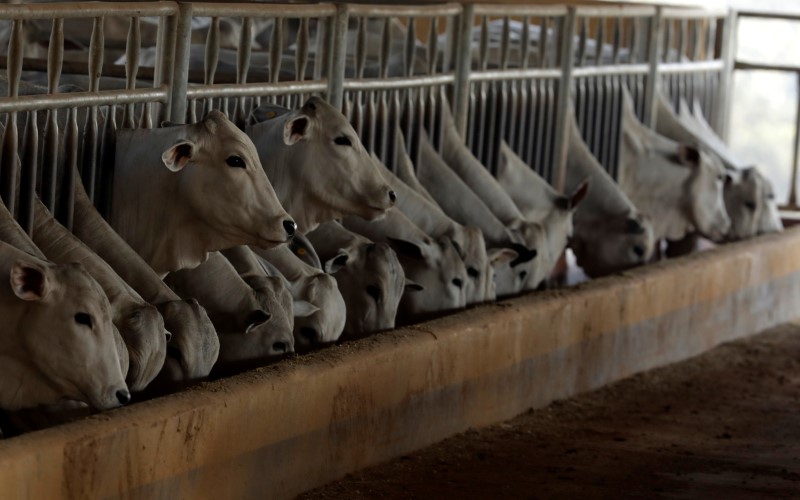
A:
292,300,319,318
244,309,271,333
162,140,195,172
509,243,537,267
386,237,425,261
676,145,700,167
323,250,349,274
10,261,51,301
404,278,424,292
488,248,518,268
568,178,590,210
284,116,310,145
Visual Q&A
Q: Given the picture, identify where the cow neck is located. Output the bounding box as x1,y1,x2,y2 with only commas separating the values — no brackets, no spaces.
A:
31,200,140,319
567,122,636,218
71,184,180,304
384,169,454,238
439,123,526,226
254,245,316,283
416,137,512,248
0,202,43,258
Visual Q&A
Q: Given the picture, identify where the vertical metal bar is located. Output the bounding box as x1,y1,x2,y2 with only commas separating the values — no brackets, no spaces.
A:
42,18,63,213
453,3,474,138
551,7,576,192
789,73,800,207
716,10,737,140
18,110,37,234
81,16,104,201
58,107,79,230
236,16,253,127
328,4,348,110
0,19,22,213
124,16,140,129
643,7,664,128
204,16,220,113
169,2,193,124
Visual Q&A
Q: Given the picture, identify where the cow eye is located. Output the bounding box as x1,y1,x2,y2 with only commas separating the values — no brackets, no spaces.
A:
366,285,381,302
226,155,246,169
334,136,352,147
745,201,757,211
767,193,775,200
74,313,92,328
467,267,480,278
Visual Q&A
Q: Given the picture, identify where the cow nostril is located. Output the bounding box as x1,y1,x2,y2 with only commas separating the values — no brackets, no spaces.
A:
272,341,288,354
283,220,297,238
165,331,173,343
452,278,464,289
300,327,319,345
389,190,397,203
116,389,131,405
633,244,645,258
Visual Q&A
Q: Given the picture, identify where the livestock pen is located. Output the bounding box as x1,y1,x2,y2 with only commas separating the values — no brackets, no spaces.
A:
0,1,796,499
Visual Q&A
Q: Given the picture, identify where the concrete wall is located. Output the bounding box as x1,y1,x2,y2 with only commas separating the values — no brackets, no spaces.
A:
1,228,799,500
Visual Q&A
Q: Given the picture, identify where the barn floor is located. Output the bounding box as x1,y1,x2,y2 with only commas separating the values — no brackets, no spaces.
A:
300,323,800,499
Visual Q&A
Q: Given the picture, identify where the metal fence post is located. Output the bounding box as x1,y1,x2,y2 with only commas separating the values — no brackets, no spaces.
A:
643,6,663,128
327,3,349,110
169,2,192,124
453,3,474,138
715,8,738,141
551,7,576,193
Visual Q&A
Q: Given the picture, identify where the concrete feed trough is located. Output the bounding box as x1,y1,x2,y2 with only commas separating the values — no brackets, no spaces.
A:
1,228,799,500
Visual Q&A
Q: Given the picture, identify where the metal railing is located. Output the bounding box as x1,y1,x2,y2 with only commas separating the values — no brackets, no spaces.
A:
732,10,800,209
0,1,735,235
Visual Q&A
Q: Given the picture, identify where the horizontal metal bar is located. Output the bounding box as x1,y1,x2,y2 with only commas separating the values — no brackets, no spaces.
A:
0,1,177,20
473,4,567,17
469,67,562,82
658,60,725,74
346,3,461,18
342,74,455,91
192,2,336,18
572,63,650,78
662,7,729,19
575,6,656,18
186,80,328,99
0,86,169,113
737,10,800,22
735,61,800,73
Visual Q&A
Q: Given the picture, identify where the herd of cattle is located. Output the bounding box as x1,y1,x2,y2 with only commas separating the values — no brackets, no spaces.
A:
0,51,782,435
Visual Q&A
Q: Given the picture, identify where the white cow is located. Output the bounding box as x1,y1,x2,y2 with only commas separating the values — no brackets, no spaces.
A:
379,153,493,304
111,110,295,275
619,91,731,244
0,240,127,411
250,245,345,351
414,131,536,297
31,200,167,392
307,220,419,337
495,141,589,288
655,96,782,240
343,209,467,321
71,179,219,387
166,252,293,371
563,106,655,277
246,97,396,232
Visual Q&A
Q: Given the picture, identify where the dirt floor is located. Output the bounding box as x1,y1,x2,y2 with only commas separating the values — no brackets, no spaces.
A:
300,323,800,499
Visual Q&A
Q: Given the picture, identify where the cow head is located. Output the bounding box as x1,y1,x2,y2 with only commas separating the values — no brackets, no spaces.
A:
391,236,467,322
153,298,219,390
162,110,296,250
249,97,396,231
570,211,655,277
725,166,783,240
117,303,168,392
292,272,346,352
11,258,128,410
325,241,418,337
672,145,731,242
